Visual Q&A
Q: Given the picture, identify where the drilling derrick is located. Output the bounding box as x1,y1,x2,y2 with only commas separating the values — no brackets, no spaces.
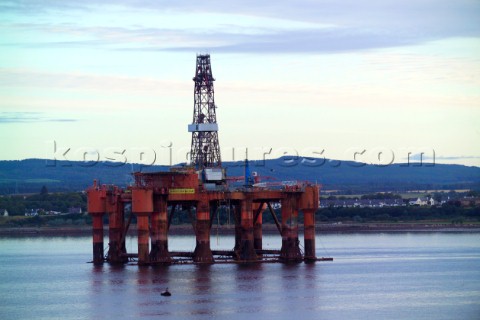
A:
188,54,221,170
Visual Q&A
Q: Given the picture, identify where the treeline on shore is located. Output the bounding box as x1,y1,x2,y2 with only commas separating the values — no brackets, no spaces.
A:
0,191,86,216
3,190,479,216
1,202,478,229
316,206,478,224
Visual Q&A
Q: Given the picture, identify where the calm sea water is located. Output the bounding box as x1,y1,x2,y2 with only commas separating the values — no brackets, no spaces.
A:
0,233,479,320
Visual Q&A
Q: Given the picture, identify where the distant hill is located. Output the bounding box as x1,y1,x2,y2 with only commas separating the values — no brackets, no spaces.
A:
0,158,479,194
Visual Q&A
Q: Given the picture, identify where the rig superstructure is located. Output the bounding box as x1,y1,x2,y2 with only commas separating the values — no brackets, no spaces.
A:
87,54,322,265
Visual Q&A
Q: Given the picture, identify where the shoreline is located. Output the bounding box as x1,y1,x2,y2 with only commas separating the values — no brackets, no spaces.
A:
1,223,479,237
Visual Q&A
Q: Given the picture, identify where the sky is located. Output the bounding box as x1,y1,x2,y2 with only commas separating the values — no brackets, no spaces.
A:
0,0,479,167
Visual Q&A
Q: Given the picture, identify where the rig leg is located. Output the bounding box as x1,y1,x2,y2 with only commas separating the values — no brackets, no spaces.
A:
107,192,127,264
131,188,154,265
233,203,241,255
193,199,214,263
253,202,264,254
303,209,317,261
137,214,150,265
240,199,257,261
150,198,171,263
280,196,302,262
92,213,104,265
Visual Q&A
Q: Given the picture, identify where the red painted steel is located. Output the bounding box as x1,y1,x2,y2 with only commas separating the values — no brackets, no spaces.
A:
253,202,265,253
87,179,321,264
303,209,316,261
239,198,256,261
132,189,153,213
106,187,127,263
280,195,303,261
194,196,214,263
299,185,320,261
132,188,154,265
91,213,104,264
136,214,150,265
86,181,107,264
151,198,171,263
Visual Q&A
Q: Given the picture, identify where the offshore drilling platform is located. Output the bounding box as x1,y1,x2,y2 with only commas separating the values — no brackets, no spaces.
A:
87,54,322,265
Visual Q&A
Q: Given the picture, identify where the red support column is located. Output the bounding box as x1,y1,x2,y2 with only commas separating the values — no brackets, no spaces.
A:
150,198,171,263
137,214,150,265
253,202,264,253
299,185,320,262
194,199,214,263
303,209,316,261
150,207,160,261
132,188,153,265
280,195,302,261
240,198,257,261
233,203,241,256
92,213,104,265
87,181,106,265
107,188,127,264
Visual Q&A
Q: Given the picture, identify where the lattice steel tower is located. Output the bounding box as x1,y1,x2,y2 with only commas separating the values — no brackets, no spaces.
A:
188,54,221,169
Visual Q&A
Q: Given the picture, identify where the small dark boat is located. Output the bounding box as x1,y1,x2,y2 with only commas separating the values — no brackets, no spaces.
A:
161,288,171,297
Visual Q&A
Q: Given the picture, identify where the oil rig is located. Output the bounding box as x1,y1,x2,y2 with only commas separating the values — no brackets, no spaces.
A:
87,54,322,265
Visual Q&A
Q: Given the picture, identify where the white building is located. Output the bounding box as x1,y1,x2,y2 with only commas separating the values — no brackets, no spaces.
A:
409,197,434,206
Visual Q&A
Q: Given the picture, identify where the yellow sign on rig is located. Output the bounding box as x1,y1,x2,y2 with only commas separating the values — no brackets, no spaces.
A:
169,188,195,194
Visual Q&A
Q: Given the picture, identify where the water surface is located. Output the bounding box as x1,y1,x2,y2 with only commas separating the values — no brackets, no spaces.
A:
0,233,479,320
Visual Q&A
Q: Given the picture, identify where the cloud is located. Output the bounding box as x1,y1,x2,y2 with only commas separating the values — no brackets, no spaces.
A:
0,112,77,123
434,156,480,160
1,1,479,54
159,28,421,54
403,153,480,162
0,68,189,93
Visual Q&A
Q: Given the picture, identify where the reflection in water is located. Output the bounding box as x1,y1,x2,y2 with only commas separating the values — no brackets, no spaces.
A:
235,263,265,293
186,265,214,316
233,263,267,315
279,264,303,314
150,265,172,292
137,266,173,317
91,264,104,292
